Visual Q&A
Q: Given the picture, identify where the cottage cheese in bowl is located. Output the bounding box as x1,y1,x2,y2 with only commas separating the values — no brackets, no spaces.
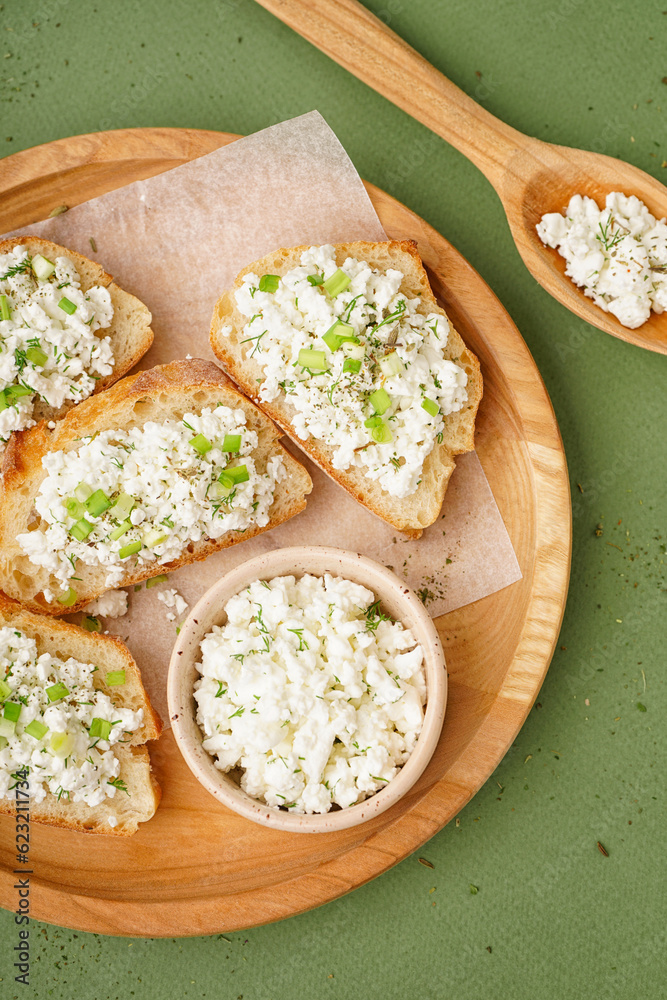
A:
194,573,426,814
168,547,447,833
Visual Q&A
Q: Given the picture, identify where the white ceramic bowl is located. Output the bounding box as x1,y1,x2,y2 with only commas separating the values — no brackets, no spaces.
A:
167,546,447,833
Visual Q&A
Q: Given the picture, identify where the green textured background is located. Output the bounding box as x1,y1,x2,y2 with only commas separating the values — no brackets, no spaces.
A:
1,0,666,997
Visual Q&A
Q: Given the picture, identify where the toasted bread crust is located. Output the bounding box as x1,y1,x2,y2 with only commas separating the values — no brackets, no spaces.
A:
0,595,162,835
0,359,312,614
209,240,482,536
0,235,154,411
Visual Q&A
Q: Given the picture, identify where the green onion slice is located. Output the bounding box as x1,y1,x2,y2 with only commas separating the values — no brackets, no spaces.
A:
82,615,101,633
258,274,279,293
49,731,74,757
421,397,440,417
379,352,405,377
322,269,351,297
106,671,126,686
58,296,77,315
0,295,11,322
32,254,56,280
26,346,48,367
110,492,134,520
217,471,235,491
322,320,356,352
85,489,111,517
371,423,393,444
88,717,111,740
146,574,168,589
369,388,391,415
74,482,93,503
118,540,142,559
0,718,16,739
297,348,328,371
224,464,250,484
109,519,132,541
221,433,241,453
343,358,362,374
364,415,383,429
46,682,70,702
189,433,212,455
65,497,86,520
0,678,12,699
143,529,167,548
24,720,48,740
56,588,78,607
307,274,324,286
69,518,94,542
3,701,21,723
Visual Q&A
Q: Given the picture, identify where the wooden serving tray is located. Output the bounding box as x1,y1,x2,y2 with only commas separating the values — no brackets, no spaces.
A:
0,128,571,937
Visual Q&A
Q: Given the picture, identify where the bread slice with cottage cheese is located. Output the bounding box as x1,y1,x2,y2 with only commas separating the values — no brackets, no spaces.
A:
0,595,161,835
0,235,154,422
209,240,482,538
0,359,312,615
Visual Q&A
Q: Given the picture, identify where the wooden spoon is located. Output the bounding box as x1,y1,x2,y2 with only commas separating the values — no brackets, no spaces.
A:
256,0,667,355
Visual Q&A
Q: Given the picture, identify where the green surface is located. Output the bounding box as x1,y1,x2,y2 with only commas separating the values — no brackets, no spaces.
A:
1,0,666,997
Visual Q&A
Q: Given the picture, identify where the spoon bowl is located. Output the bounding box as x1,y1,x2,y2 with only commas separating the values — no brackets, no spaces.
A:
257,0,667,355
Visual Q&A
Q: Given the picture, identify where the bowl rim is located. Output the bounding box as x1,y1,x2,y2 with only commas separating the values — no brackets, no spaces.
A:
167,545,447,833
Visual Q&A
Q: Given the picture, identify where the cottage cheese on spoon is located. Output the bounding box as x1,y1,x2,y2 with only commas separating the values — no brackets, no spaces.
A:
537,192,667,328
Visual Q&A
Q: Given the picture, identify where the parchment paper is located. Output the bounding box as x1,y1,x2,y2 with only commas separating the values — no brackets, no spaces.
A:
5,111,521,723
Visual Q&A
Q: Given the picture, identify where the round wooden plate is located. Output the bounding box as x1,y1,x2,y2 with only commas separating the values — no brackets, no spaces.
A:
0,128,571,937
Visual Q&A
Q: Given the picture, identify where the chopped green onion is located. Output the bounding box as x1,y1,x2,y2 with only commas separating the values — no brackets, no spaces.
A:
342,340,364,360
208,481,232,500
343,358,362,374
74,482,93,503
65,497,86,520
82,615,101,633
25,720,48,740
369,388,391,415
0,718,16,739
106,671,126,686
109,519,132,541
322,320,356,352
119,540,142,559
5,384,32,402
421,397,440,417
307,274,324,286
88,717,111,740
56,588,78,608
371,423,393,444
146,574,168,589
224,464,249,484
58,296,77,315
0,678,12,699
69,518,94,541
189,433,212,455
32,253,56,280
217,471,235,491
46,682,70,702
0,735,6,749
3,701,21,723
258,274,280,293
49,731,74,757
26,346,48,367
0,393,6,413
221,433,241,453
379,352,405,377
110,492,134,520
322,268,351,297
0,295,11,322
364,415,383,429
85,489,111,516
143,529,168,548
297,348,328,371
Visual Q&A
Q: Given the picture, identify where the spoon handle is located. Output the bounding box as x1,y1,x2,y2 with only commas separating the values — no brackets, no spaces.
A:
255,0,529,189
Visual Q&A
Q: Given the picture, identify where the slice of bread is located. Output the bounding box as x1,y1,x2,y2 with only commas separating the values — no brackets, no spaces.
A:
0,359,312,615
0,595,162,835
209,240,482,538
0,235,154,419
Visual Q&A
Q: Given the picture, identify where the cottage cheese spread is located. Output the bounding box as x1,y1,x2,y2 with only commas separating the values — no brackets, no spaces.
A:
195,573,426,814
537,192,667,328
228,246,468,499
0,626,142,806
85,589,129,619
0,245,114,442
17,406,285,600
